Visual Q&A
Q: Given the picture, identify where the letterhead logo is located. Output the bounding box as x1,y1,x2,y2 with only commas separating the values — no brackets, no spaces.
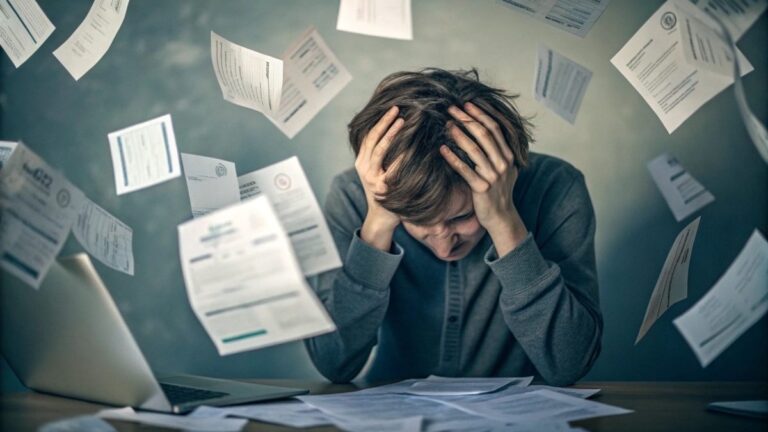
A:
274,173,291,191
21,163,53,190
661,11,677,31
215,163,227,177
56,189,71,208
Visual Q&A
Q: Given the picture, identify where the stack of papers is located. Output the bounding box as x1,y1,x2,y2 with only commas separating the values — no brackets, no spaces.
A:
189,376,625,431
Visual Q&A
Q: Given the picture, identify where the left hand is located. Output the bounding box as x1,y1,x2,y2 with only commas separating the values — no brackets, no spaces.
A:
441,102,528,255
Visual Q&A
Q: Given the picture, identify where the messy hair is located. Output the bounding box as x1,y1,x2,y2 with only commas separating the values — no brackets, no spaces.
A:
348,68,533,225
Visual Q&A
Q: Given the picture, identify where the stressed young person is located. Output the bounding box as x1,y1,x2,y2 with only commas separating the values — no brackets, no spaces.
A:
306,69,601,386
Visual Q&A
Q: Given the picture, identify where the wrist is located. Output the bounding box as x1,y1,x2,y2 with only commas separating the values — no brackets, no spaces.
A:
361,208,399,252
485,210,528,257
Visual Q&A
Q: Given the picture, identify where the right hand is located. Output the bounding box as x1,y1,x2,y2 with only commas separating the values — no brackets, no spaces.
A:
355,105,404,251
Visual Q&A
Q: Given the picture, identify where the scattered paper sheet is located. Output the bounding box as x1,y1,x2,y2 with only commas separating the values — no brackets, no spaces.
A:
441,389,631,423
690,0,767,40
107,114,181,195
178,196,335,355
53,0,130,80
336,0,413,40
238,156,341,276
534,45,592,123
404,376,532,396
334,415,423,432
498,0,610,37
210,31,283,115
266,27,352,139
73,196,134,275
0,0,55,67
674,229,768,367
610,0,753,133
636,217,701,344
707,400,768,418
191,402,334,428
181,153,240,218
0,140,18,168
677,3,735,76
39,415,117,432
98,407,246,432
647,153,714,222
0,143,84,289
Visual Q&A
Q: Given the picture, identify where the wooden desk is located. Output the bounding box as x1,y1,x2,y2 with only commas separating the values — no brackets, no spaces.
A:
1,381,766,431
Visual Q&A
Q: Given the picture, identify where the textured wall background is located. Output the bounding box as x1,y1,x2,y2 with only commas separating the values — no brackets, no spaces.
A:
2,0,766,392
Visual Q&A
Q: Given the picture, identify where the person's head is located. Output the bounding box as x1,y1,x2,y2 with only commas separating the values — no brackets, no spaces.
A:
348,68,533,261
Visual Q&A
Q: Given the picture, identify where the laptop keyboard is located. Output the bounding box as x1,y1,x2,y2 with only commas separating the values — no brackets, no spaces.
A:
160,383,229,405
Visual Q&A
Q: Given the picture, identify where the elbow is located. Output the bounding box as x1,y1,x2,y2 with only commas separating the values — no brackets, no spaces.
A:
304,338,362,384
541,324,602,387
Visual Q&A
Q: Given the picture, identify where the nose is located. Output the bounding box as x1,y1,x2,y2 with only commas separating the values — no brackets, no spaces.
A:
428,227,457,258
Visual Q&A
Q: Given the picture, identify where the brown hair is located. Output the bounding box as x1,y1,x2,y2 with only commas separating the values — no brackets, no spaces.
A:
348,68,533,225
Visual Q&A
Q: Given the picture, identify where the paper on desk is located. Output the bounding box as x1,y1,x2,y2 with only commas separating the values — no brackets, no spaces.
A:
690,0,767,40
265,27,352,139
498,0,610,37
610,0,752,133
39,415,117,432
191,402,334,428
239,156,341,276
178,196,335,356
210,31,283,115
0,141,17,169
98,407,246,431
441,389,631,423
707,400,768,418
108,114,181,195
0,0,55,67
674,229,768,367
336,0,413,40
181,153,240,218
53,0,129,80
636,217,700,344
73,196,134,275
534,45,592,124
0,143,84,289
647,153,714,222
403,375,532,396
334,416,422,432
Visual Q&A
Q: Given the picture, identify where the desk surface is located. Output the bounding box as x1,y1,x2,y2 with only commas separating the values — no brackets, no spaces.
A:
2,381,767,431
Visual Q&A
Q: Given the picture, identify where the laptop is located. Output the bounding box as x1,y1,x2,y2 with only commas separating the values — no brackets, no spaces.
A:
0,254,308,414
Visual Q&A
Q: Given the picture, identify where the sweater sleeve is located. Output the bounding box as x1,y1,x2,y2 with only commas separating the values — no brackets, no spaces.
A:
484,172,602,386
304,174,403,383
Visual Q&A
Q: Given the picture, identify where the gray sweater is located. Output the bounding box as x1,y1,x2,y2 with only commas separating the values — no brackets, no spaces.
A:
305,152,601,386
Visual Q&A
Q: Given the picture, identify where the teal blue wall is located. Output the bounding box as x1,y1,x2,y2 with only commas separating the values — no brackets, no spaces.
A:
2,0,766,393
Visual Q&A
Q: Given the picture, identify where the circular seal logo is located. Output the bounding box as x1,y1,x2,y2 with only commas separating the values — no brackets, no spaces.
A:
274,173,291,191
56,189,71,207
215,163,227,177
661,11,676,30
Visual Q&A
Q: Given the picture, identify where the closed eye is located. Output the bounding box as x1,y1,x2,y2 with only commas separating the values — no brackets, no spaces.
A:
448,211,474,224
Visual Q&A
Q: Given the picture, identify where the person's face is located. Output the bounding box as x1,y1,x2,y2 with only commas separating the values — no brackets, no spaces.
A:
401,191,486,261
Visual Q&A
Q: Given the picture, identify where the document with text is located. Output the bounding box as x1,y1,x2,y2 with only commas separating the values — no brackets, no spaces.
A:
336,0,413,40
73,196,134,275
210,31,283,115
0,0,55,67
534,45,592,124
53,0,130,80
610,0,753,133
647,153,714,222
238,156,341,276
266,27,352,139
636,217,700,344
181,153,240,218
498,0,610,37
108,114,181,195
0,143,84,288
178,196,335,356
191,402,335,428
404,376,532,396
674,229,768,367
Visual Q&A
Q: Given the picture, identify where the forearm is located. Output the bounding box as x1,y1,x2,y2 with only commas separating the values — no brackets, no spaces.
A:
305,231,402,383
485,207,529,258
488,235,602,386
